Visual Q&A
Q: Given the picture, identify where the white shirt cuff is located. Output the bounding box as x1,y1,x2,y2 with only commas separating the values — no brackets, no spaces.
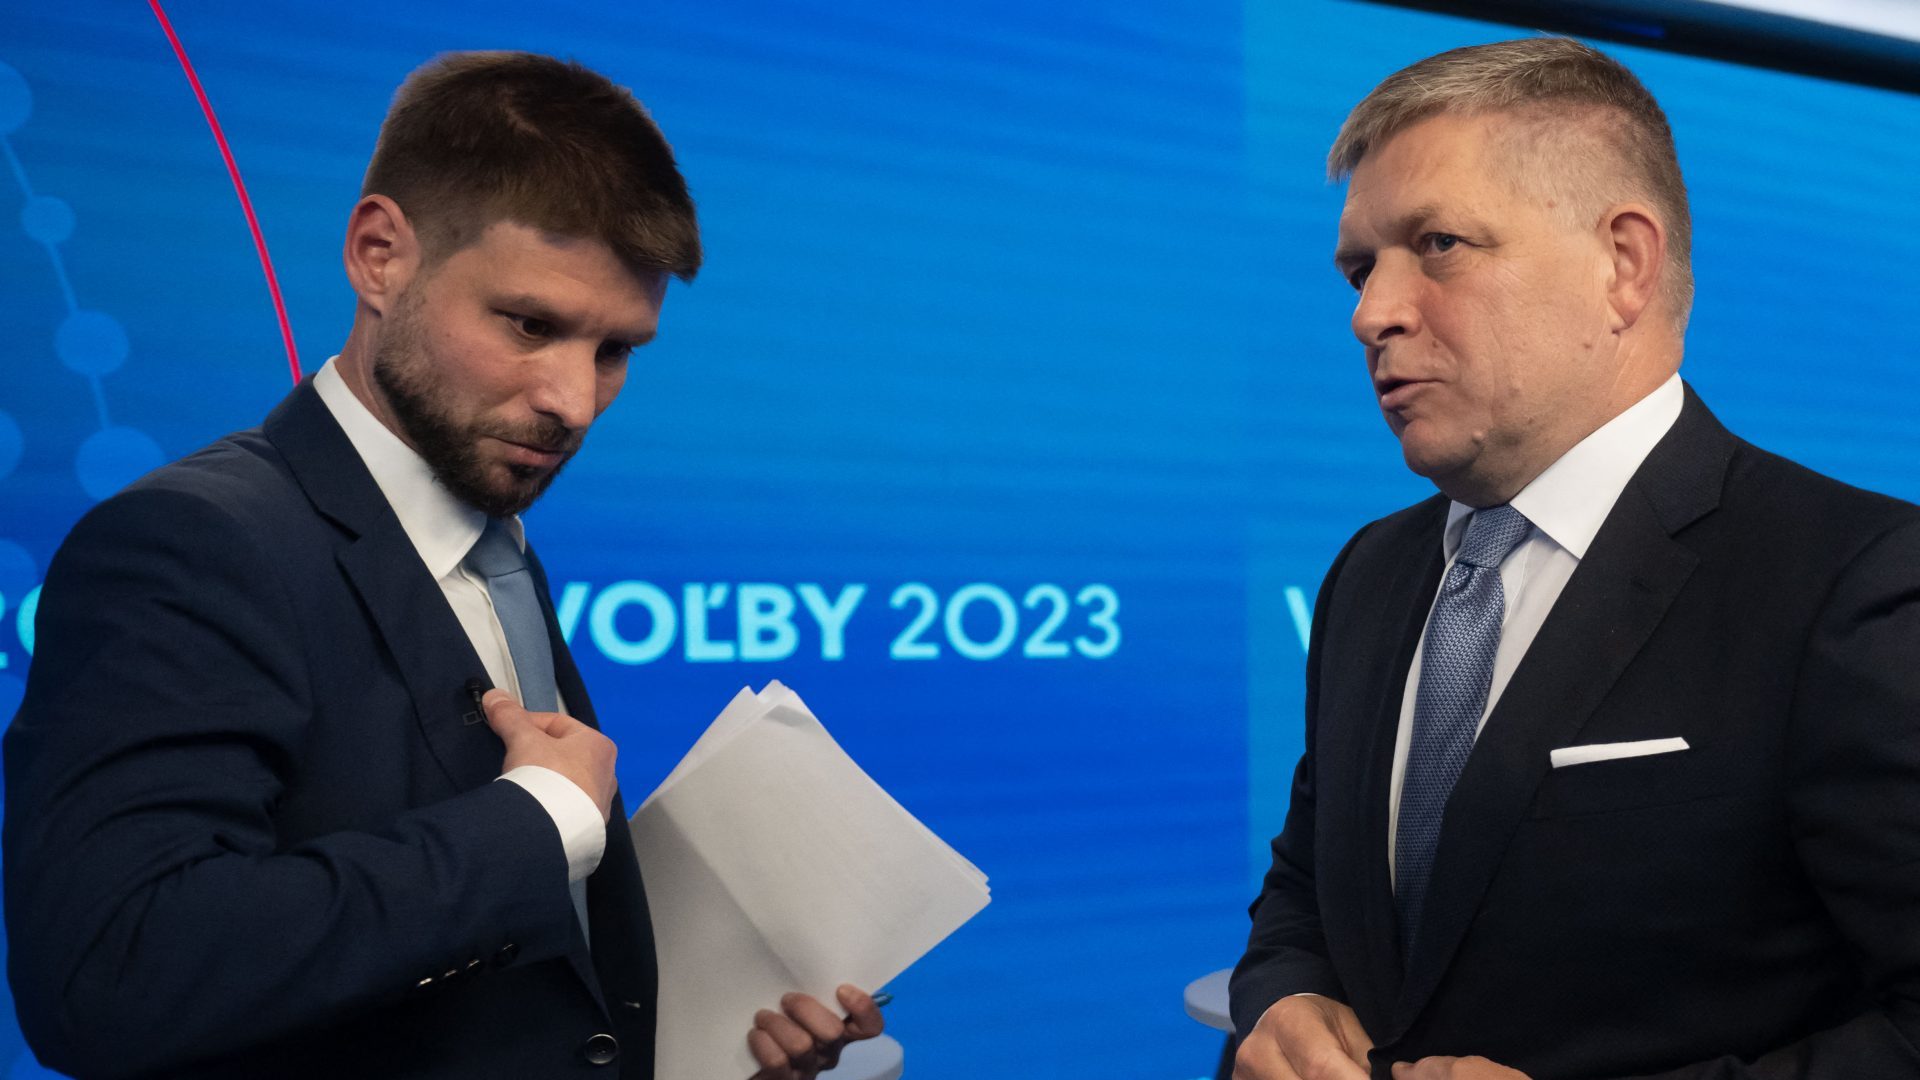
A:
498,765,606,883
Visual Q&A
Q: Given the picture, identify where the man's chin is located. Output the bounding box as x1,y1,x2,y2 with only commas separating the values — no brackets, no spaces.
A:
489,476,553,517
434,462,555,519
1397,433,1469,481
1398,438,1493,499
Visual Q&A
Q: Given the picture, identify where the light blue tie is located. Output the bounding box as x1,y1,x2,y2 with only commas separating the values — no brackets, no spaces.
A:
463,519,559,713
1394,504,1531,950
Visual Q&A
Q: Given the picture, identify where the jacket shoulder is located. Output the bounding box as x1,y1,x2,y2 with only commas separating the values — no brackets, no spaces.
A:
68,426,307,544
1718,438,1920,558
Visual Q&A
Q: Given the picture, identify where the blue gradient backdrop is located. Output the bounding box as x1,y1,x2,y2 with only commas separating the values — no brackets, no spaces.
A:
2,2,1916,1076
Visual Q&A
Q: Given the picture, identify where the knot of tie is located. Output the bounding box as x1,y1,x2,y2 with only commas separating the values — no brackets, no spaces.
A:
1456,504,1531,570
464,519,526,580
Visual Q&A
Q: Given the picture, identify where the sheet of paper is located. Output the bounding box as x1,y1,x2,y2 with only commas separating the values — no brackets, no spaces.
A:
630,682,990,1079
638,685,765,806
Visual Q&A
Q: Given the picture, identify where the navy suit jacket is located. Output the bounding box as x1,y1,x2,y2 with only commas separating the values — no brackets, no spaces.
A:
1230,388,1920,1078
4,380,658,1078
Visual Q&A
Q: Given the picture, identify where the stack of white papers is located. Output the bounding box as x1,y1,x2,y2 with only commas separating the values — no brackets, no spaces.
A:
629,681,990,1079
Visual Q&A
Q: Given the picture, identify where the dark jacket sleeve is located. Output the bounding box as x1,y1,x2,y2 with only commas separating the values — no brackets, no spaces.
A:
1229,526,1370,1039
3,486,579,1079
1622,517,1920,1079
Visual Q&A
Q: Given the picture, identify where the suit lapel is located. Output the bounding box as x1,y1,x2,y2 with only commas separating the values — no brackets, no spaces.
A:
264,381,503,792
268,381,639,1036
1321,499,1447,1019
338,524,504,791
1388,386,1732,1035
526,546,597,731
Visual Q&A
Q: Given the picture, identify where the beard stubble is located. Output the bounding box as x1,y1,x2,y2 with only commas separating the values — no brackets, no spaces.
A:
370,288,583,518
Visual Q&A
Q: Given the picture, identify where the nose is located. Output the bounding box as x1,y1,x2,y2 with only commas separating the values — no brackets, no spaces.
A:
525,347,599,433
1351,259,1421,349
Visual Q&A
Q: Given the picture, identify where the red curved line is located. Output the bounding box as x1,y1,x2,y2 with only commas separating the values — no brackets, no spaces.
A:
148,0,303,385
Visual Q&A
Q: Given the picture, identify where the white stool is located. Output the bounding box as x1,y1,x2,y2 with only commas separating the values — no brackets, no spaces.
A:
1184,968,1233,1032
820,1034,904,1080
1185,967,1237,1080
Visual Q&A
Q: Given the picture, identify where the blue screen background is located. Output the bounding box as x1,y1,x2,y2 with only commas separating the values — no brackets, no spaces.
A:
2,2,1917,1076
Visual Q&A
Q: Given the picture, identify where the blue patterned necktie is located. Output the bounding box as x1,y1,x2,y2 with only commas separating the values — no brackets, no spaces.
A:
463,519,559,713
1394,504,1532,949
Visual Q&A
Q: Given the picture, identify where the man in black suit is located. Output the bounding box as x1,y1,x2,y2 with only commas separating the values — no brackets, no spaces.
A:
1229,37,1920,1080
4,52,880,1078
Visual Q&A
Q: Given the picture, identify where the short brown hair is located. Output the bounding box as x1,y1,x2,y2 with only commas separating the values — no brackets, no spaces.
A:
363,51,701,281
1330,37,1692,322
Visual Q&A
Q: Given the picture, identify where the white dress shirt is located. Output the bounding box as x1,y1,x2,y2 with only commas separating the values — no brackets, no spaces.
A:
1386,373,1685,881
313,358,604,933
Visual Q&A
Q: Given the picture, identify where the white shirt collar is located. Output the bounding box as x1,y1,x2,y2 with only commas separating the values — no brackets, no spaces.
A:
312,356,522,578
1443,373,1685,561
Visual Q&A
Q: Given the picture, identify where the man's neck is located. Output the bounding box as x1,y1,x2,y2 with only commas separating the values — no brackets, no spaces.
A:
333,332,419,456
1436,360,1683,508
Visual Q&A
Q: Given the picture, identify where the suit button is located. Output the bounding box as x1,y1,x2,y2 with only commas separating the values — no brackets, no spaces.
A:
582,1033,619,1066
466,958,485,975
493,943,518,968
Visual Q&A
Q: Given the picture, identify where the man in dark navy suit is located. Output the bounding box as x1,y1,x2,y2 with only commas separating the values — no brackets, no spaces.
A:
1229,38,1920,1080
4,52,880,1079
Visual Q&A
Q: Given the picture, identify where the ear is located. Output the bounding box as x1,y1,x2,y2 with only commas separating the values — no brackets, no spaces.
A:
1600,203,1666,332
342,195,421,315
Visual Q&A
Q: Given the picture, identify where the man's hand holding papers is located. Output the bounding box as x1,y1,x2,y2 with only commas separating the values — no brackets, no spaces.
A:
747,985,886,1079
632,681,990,1078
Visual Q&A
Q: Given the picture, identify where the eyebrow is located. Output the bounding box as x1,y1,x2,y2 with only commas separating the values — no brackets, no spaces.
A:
497,293,656,347
1333,204,1448,273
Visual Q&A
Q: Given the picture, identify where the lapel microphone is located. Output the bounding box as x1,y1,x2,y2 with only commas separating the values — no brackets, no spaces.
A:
463,677,490,725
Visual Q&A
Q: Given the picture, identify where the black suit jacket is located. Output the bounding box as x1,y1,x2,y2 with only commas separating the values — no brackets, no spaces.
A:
1231,387,1920,1078
4,381,658,1078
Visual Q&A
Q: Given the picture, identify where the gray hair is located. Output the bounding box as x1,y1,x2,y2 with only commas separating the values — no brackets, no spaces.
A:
1331,37,1693,323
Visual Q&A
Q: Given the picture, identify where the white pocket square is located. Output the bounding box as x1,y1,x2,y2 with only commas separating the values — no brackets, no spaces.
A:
1550,737,1690,769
